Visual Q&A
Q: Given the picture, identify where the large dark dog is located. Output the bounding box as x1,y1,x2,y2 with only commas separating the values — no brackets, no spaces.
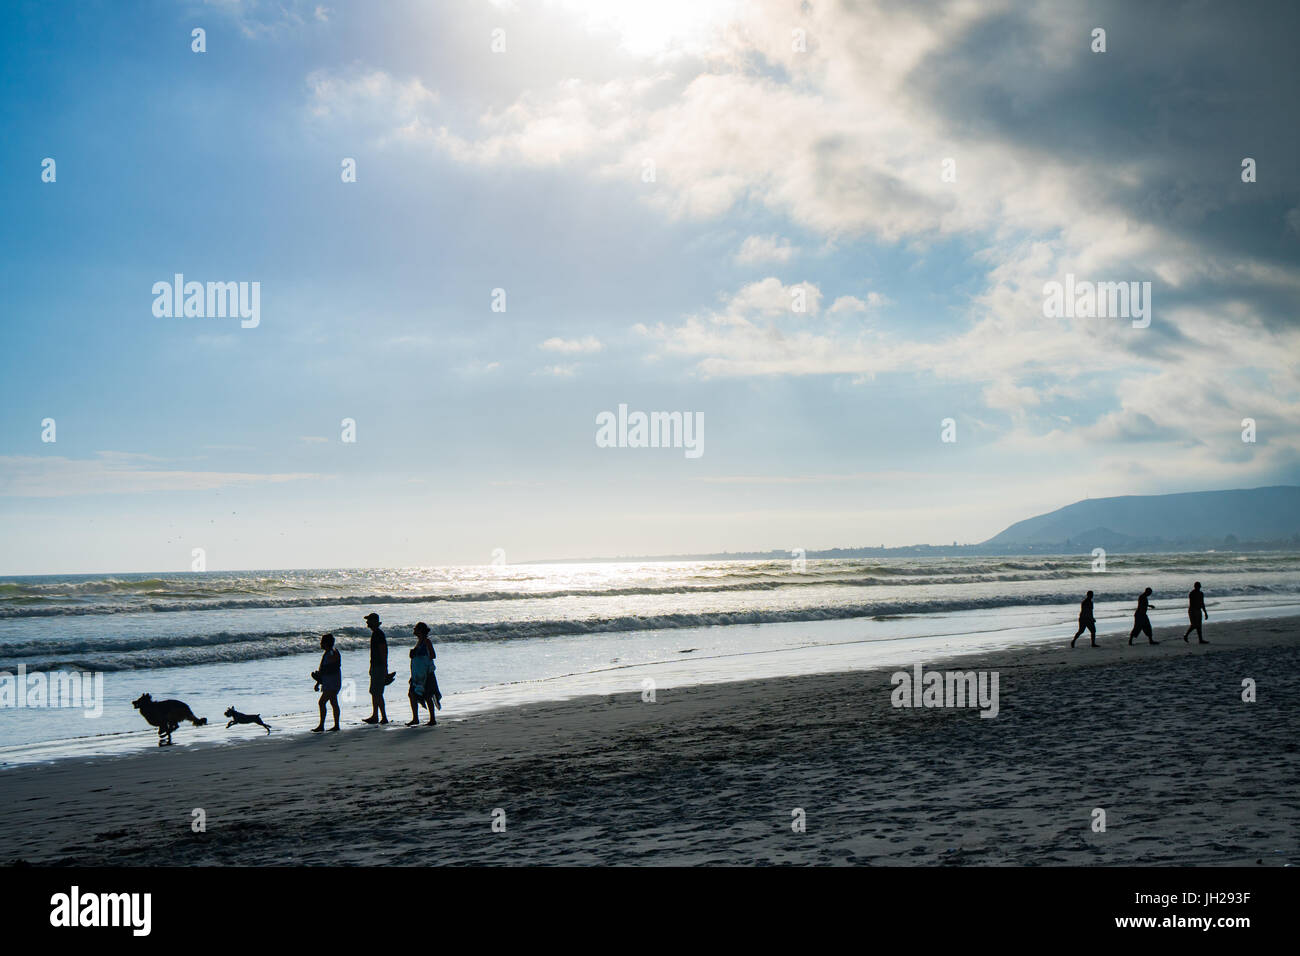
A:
132,693,207,746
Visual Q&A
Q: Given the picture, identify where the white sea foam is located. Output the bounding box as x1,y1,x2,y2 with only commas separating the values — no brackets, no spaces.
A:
1,556,1298,762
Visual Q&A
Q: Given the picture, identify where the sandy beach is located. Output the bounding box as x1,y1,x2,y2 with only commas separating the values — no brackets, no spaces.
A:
2,615,1296,866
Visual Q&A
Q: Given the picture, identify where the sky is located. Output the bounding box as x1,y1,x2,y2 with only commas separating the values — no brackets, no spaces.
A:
1,0,1298,574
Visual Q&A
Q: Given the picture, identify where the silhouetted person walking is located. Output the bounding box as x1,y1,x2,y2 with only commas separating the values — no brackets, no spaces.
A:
1183,581,1209,643
406,621,440,726
1128,587,1158,645
362,612,391,724
311,632,342,733
1071,590,1097,647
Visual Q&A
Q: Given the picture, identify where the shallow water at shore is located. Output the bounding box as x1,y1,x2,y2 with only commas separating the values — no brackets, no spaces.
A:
3,595,1297,767
2,617,1296,866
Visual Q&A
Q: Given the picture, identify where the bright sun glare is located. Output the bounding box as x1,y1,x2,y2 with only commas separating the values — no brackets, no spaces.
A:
557,0,740,56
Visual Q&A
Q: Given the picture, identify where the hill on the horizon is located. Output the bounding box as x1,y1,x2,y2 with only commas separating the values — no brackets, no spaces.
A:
535,486,1300,563
981,486,1300,548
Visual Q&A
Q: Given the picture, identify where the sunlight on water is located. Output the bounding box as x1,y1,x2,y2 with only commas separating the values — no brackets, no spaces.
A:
2,555,1299,762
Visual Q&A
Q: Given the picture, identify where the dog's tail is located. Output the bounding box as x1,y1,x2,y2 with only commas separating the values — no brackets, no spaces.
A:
175,701,208,727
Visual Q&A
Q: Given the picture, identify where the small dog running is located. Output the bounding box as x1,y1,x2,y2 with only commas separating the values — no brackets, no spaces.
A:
224,706,272,734
132,693,207,746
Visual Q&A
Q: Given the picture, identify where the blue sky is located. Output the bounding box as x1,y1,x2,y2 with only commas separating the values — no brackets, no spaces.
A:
1,0,1298,573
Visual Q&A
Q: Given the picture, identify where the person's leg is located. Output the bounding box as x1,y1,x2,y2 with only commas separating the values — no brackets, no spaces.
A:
313,694,327,732
1145,618,1158,644
364,690,379,722
425,689,437,725
1129,619,1138,644
377,692,388,723
328,694,340,730
407,692,420,725
1088,622,1097,647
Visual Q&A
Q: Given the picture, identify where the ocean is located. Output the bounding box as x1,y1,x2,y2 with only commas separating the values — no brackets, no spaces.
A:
2,553,1299,764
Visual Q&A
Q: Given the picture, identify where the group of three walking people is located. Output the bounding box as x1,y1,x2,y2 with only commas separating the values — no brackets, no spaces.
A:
309,612,443,732
1071,582,1209,648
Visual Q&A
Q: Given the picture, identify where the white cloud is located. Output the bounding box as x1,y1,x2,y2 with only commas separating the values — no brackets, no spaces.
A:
828,296,867,314
432,77,653,165
537,364,577,377
734,235,795,265
540,335,603,353
307,0,1300,465
983,380,1042,412
828,293,888,314
204,0,327,38
0,453,324,498
725,277,822,316
307,68,440,144
693,470,931,484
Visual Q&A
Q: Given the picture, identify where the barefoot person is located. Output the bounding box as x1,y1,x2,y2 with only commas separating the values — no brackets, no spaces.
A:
1128,587,1158,645
362,612,391,725
1070,590,1098,647
1183,581,1209,644
406,622,440,726
311,633,342,733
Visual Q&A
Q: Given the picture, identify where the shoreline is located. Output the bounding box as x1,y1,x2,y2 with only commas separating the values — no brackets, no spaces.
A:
6,598,1300,767
1,615,1296,865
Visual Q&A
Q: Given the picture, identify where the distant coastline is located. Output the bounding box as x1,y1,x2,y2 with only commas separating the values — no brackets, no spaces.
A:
537,485,1300,563
533,540,1300,564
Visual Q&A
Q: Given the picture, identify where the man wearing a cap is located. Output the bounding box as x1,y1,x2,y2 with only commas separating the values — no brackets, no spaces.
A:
362,612,390,724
